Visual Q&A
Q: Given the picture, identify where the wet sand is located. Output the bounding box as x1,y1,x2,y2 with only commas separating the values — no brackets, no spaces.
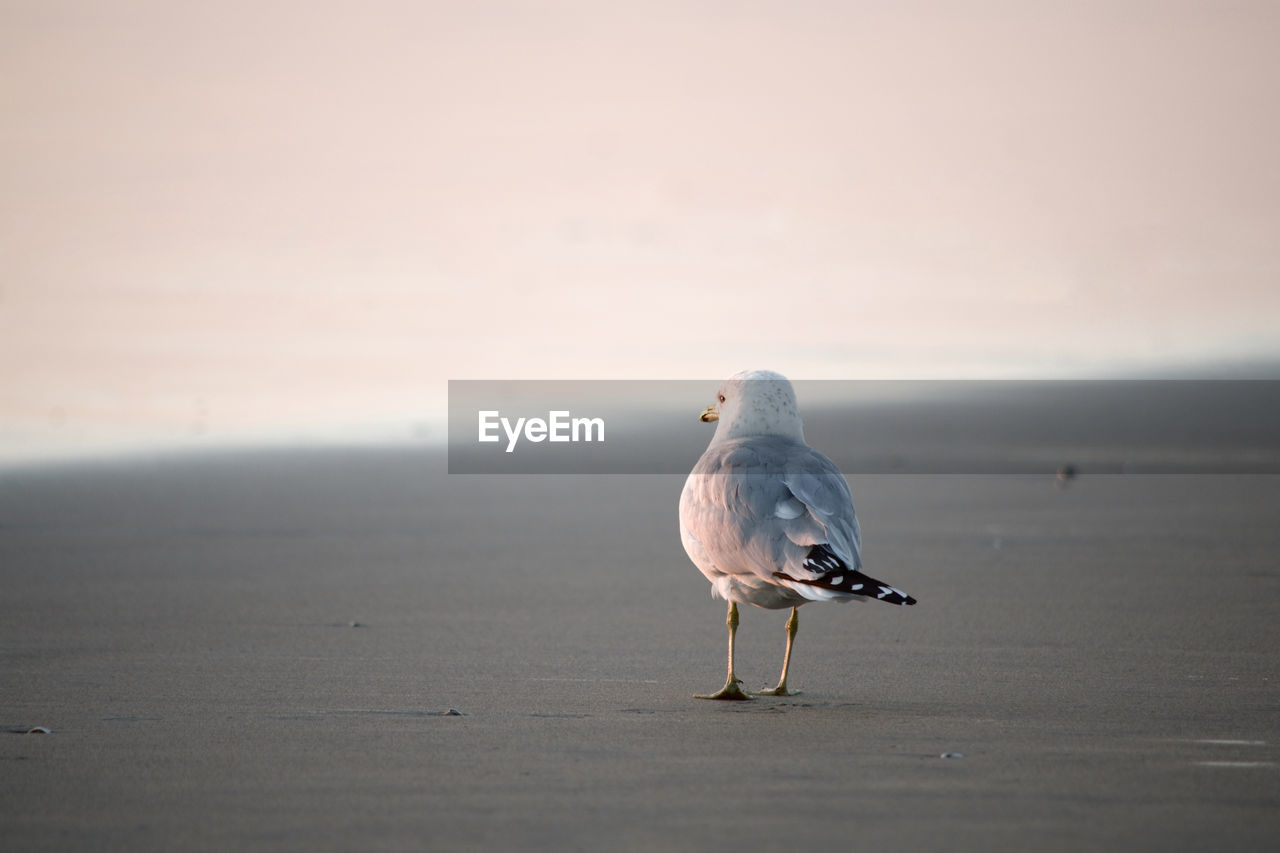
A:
2,448,1279,851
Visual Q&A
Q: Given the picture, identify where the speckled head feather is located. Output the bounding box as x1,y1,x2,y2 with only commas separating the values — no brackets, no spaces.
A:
708,369,805,446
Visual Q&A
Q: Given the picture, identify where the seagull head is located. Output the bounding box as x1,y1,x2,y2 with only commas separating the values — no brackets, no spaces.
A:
700,369,805,445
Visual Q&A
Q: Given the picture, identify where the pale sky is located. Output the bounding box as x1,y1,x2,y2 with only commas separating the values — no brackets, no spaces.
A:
2,1,1279,462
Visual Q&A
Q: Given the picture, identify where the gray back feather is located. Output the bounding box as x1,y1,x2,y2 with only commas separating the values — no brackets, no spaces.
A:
683,435,863,583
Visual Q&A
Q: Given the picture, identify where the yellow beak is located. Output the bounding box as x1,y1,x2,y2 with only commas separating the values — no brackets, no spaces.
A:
699,406,719,423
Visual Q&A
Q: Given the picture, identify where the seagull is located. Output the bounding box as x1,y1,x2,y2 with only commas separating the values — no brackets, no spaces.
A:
679,370,917,700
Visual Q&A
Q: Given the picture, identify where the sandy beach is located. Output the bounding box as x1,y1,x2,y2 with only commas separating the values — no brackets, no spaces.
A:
6,1,1280,847
2,443,1279,851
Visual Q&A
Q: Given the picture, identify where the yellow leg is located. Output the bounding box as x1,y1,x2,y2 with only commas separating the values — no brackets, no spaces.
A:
756,606,799,696
694,601,752,700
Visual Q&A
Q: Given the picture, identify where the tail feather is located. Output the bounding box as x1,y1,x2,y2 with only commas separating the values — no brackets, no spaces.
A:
774,544,917,606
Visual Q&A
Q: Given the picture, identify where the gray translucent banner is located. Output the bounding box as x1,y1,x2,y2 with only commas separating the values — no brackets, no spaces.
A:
447,380,1280,474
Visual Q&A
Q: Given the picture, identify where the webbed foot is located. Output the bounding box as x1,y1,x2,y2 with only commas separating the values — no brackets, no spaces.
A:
753,686,799,697
694,678,753,701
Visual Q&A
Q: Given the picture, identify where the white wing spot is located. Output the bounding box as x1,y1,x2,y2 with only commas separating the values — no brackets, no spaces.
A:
774,498,805,520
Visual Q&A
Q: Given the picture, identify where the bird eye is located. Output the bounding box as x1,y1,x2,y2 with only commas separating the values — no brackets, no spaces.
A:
718,394,726,404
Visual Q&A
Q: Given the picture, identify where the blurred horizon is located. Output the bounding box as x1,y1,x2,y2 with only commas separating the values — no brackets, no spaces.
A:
4,1,1279,466
7,368,1280,470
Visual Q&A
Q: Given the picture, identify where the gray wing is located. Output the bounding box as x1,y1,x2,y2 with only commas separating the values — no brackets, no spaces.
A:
680,436,862,586
781,450,863,572
775,446,916,606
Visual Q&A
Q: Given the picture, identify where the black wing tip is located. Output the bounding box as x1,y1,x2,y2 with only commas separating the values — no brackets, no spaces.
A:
776,568,918,606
